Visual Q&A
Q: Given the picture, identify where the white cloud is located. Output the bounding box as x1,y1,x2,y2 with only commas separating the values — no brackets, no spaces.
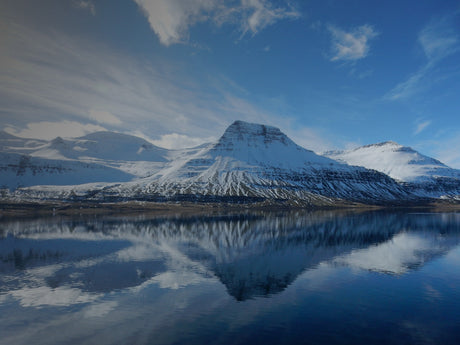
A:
386,14,459,100
152,133,215,149
328,24,378,62
418,17,458,61
132,0,299,46
4,121,107,139
434,133,460,169
415,131,460,169
414,120,431,135
385,65,430,100
88,109,122,125
83,300,118,318
133,0,215,46
73,1,96,16
0,21,307,144
285,126,334,153
239,0,300,36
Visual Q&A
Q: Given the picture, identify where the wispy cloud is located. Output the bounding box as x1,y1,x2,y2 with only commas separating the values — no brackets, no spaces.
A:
5,121,107,140
386,14,459,100
414,120,431,135
0,20,327,150
88,109,122,125
152,133,216,149
416,132,460,169
418,17,459,61
238,0,300,37
132,0,299,46
73,1,96,16
328,24,378,62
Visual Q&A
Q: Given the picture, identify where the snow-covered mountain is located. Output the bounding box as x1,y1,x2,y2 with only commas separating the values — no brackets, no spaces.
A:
99,121,411,205
0,131,171,189
325,141,460,198
2,122,460,205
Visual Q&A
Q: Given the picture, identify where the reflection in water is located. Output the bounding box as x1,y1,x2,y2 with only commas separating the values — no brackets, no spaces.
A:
1,210,460,344
1,211,460,301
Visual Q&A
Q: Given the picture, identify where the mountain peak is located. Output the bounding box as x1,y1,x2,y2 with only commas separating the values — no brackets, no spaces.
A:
51,136,66,146
218,120,291,147
360,141,402,149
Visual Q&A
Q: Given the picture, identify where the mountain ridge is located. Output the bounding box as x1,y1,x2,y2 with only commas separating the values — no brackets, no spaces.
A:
1,121,460,205
325,140,460,198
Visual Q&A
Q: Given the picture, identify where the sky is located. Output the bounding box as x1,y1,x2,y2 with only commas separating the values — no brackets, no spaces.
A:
1,0,460,167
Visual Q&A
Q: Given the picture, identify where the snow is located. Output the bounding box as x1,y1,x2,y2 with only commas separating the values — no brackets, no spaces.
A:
0,152,133,189
1,121,459,203
325,141,460,183
110,121,410,203
0,131,172,185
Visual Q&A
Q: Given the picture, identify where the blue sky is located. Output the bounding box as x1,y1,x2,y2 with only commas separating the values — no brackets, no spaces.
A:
1,0,460,167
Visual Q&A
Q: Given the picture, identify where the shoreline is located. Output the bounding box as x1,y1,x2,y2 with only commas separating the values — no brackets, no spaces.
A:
1,199,459,219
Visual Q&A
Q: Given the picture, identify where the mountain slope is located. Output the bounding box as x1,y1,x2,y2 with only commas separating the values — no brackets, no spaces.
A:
35,131,169,162
0,131,171,183
0,152,134,189
101,121,412,205
325,142,460,198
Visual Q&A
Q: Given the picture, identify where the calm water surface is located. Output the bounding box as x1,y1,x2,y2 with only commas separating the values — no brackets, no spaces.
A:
1,210,460,344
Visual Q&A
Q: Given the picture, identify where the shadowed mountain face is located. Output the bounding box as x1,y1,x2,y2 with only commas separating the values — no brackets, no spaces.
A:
1,211,460,302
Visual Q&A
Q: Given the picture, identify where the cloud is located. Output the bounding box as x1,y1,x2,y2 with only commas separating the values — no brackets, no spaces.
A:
4,121,107,140
433,133,460,169
415,131,460,169
238,0,300,36
285,126,334,153
132,0,299,46
418,16,459,61
386,14,459,100
73,0,96,16
414,120,431,135
0,20,313,145
328,24,378,62
152,133,216,149
88,109,122,125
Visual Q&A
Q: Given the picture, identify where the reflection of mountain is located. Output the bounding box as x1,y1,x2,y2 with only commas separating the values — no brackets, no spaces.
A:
1,211,460,303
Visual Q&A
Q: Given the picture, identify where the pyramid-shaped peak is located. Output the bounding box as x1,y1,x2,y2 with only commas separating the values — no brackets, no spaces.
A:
219,120,291,146
51,136,65,145
227,120,281,133
361,141,402,149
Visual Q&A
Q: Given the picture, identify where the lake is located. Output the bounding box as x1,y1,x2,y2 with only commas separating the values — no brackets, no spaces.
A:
1,210,460,344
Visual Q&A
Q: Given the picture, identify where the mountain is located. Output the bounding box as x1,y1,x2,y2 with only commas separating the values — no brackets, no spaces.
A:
3,121,460,205
0,130,47,150
0,151,134,189
0,131,171,189
32,131,169,162
98,121,412,205
325,141,460,198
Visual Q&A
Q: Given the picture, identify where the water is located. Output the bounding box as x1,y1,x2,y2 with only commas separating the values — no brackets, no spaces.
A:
1,210,460,344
